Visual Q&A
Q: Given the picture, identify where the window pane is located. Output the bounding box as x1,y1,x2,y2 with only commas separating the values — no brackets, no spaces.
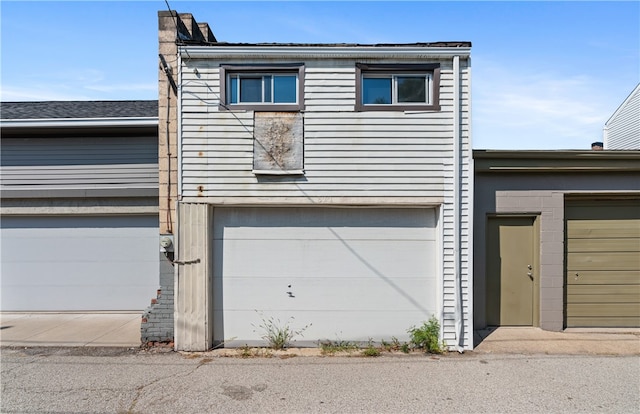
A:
397,76,426,103
363,77,391,104
273,75,297,103
229,77,238,104
264,76,272,102
240,77,263,102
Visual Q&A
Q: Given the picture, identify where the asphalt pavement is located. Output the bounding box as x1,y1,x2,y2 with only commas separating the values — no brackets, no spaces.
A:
2,313,639,413
2,347,639,413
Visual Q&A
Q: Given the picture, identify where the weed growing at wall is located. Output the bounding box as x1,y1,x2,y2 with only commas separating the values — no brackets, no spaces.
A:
253,313,311,350
408,316,445,354
319,339,359,355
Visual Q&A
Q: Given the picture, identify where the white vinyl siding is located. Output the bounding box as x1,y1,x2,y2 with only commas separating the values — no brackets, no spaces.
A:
604,84,640,150
180,60,464,199
178,55,472,348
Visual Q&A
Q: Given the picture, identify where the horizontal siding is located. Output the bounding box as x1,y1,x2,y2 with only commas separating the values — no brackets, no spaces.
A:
606,86,640,149
1,137,158,193
179,55,472,348
179,62,465,199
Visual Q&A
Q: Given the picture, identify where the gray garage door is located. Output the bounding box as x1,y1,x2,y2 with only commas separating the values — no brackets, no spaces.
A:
1,215,159,311
213,207,438,346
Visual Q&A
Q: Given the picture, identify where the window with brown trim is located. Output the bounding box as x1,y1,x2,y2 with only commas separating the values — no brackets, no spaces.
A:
355,63,440,111
219,64,305,111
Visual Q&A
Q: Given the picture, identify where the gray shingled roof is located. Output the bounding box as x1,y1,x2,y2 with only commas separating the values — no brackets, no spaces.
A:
1,101,158,120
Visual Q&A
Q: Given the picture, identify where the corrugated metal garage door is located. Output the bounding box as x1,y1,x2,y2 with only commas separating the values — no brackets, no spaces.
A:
213,207,438,346
1,215,159,311
566,199,640,327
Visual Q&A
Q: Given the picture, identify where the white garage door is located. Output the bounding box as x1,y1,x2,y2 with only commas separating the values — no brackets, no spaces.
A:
1,215,159,311
213,207,438,345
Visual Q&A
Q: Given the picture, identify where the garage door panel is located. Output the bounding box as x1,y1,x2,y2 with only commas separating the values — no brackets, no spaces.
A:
3,285,155,311
567,220,640,239
567,252,640,271
567,303,640,318
566,316,640,328
1,215,158,311
217,239,436,278
567,238,640,253
568,293,640,304
567,270,640,285
4,235,156,263
220,277,437,311
214,207,436,234
213,207,438,343
220,225,435,241
568,284,640,296
565,202,640,220
220,309,437,346
2,260,157,287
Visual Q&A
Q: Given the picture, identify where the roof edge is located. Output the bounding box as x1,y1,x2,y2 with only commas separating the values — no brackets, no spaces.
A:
0,117,159,129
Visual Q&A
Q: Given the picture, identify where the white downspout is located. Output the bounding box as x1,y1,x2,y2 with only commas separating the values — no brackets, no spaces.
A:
452,55,464,352
177,51,183,197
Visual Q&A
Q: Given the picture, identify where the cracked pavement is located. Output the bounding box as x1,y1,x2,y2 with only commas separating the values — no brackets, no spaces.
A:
1,347,639,413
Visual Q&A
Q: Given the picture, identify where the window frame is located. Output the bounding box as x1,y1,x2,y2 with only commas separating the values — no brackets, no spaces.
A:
219,64,305,111
355,63,441,112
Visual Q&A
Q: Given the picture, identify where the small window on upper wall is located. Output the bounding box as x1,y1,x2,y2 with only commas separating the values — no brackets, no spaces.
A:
355,63,441,111
219,64,305,111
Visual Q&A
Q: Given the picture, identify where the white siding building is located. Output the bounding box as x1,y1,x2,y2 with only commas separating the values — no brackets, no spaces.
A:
160,13,472,352
604,84,640,150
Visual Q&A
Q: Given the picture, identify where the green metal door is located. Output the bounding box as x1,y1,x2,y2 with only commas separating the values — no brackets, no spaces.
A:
486,216,536,326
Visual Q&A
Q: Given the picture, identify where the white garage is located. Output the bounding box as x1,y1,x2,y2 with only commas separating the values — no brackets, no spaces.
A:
211,207,439,346
1,215,159,311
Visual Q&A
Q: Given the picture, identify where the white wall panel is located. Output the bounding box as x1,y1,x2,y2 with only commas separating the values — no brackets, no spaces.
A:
213,207,438,345
0,215,158,311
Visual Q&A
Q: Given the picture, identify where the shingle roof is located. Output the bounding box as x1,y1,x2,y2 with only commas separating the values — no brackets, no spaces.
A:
1,100,158,120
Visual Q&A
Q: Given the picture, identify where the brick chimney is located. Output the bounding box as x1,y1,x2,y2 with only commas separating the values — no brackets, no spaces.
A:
158,11,215,235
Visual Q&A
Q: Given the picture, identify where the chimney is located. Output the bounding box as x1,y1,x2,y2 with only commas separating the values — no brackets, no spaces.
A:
158,11,216,235
591,141,604,151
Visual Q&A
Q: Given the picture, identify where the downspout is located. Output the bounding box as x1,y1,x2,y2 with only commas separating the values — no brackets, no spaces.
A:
177,50,183,199
452,55,464,352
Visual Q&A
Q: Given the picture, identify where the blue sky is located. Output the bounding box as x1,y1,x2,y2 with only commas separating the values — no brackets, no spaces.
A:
1,1,638,149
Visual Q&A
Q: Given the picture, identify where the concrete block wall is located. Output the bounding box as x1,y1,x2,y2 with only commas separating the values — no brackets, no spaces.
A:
494,190,565,330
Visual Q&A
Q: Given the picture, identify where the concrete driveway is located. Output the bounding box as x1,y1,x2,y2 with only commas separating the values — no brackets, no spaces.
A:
474,326,640,355
0,312,141,347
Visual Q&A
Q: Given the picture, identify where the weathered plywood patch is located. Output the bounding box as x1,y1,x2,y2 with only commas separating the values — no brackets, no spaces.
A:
253,112,303,173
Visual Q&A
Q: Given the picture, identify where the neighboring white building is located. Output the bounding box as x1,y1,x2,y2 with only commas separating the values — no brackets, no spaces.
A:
157,12,473,352
604,83,640,149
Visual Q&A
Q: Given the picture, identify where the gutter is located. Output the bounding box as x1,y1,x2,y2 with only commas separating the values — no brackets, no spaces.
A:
181,45,471,59
0,117,158,129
